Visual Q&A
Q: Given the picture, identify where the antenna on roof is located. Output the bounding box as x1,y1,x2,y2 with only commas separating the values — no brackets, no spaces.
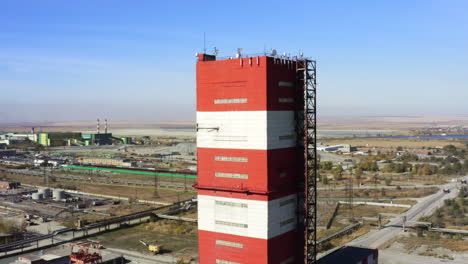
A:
214,47,219,56
270,49,277,56
236,48,243,58
105,119,108,134
203,32,206,54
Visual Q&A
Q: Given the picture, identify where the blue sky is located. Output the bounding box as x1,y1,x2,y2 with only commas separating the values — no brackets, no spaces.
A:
1,0,467,122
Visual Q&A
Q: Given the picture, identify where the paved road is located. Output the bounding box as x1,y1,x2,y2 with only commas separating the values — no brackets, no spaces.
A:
348,176,467,249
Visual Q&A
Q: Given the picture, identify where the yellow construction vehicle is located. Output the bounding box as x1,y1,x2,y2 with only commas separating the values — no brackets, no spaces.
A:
139,240,162,255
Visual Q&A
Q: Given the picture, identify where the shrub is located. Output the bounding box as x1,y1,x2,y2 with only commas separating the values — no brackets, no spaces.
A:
427,232,441,240
384,177,392,186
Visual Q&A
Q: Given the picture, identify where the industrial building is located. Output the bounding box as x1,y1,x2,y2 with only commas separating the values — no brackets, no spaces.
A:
34,158,66,167
0,180,21,189
77,157,137,167
0,131,130,147
0,120,131,147
37,132,83,147
195,51,318,263
317,144,352,153
37,132,131,147
13,242,125,264
0,149,16,157
317,246,378,264
16,254,69,264
0,133,37,145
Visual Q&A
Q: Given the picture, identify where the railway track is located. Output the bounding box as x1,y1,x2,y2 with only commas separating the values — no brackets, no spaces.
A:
0,198,196,256
1,168,194,190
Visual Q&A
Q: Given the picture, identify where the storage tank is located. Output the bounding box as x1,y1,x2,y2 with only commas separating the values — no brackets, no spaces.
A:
52,189,66,200
92,200,104,206
38,188,51,198
32,193,43,200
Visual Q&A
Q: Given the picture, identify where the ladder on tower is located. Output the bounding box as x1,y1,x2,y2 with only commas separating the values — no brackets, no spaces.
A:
296,59,318,264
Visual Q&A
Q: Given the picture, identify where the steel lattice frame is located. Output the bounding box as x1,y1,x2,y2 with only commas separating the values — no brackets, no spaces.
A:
296,59,318,264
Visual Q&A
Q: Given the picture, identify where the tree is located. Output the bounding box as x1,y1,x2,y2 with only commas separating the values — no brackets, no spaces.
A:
384,177,392,186
443,145,458,155
354,168,362,180
416,226,424,237
358,160,379,172
433,209,445,228
459,188,467,199
40,159,49,167
332,165,344,180
320,161,333,170
371,174,379,184
453,162,463,175
321,174,329,185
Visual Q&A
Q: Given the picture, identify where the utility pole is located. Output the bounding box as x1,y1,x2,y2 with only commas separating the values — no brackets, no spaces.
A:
346,176,354,219
402,215,407,232
153,173,159,198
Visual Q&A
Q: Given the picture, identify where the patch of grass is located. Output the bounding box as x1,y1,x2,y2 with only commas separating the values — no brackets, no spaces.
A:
338,204,408,218
318,224,372,252
96,220,197,255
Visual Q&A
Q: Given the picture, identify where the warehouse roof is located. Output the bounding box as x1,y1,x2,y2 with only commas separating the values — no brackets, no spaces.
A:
317,246,378,264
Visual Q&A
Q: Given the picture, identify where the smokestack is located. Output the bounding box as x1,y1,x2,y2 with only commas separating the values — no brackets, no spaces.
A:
97,118,100,134
105,119,108,134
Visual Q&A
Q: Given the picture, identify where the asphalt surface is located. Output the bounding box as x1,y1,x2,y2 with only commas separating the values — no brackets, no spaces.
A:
348,176,468,249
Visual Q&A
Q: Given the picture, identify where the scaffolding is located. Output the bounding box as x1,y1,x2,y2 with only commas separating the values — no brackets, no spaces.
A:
296,59,318,264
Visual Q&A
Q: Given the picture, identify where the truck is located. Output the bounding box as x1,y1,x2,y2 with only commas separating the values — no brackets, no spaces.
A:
139,240,162,255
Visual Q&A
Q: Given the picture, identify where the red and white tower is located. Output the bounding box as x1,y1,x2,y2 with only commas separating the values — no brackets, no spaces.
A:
196,53,305,264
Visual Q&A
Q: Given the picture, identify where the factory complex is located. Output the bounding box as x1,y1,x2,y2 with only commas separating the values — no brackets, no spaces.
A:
0,120,132,147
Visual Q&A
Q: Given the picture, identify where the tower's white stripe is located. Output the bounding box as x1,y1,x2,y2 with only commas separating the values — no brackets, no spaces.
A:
197,194,297,239
196,111,296,150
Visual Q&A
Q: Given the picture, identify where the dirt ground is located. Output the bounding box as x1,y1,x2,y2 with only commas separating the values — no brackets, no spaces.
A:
319,187,439,200
317,222,375,252
337,204,408,218
318,115,468,130
96,219,198,257
398,235,468,252
382,233,468,263
324,138,466,148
